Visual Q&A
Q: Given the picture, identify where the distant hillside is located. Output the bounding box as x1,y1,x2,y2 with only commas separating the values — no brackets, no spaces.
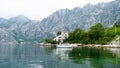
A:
40,0,120,32
0,0,120,43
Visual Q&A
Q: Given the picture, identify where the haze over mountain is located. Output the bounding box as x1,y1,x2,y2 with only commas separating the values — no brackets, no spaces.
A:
0,0,120,44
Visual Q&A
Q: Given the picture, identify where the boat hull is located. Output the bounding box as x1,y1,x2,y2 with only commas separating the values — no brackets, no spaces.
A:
56,44,72,48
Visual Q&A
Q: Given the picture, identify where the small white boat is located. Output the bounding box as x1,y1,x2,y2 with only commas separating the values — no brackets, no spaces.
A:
56,43,72,48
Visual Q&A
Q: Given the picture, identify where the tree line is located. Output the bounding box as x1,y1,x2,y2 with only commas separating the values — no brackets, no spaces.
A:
64,19,120,44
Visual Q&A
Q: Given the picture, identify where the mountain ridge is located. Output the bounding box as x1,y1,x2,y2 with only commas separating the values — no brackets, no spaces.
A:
0,0,120,43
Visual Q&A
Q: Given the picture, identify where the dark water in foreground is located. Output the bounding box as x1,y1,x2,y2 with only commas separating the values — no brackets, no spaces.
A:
0,43,120,68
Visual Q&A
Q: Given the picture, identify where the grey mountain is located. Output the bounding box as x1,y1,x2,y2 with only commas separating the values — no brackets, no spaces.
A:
0,0,120,43
40,0,120,32
0,28,17,44
0,15,53,43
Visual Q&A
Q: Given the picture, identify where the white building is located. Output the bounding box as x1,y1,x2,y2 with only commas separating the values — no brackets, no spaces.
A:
53,32,69,43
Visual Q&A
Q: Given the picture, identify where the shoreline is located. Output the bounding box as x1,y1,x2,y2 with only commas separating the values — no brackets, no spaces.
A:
40,43,120,48
87,44,120,48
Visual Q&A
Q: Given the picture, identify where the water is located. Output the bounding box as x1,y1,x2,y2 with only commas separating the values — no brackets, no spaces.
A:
0,43,120,68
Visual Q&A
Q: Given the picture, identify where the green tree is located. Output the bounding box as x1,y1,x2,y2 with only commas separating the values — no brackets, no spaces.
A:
65,28,86,43
64,22,120,44
57,31,61,36
45,38,59,44
114,19,120,27
88,23,104,44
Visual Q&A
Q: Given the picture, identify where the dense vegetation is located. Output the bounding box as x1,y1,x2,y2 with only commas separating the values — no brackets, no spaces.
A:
45,38,59,44
57,31,61,36
65,20,120,44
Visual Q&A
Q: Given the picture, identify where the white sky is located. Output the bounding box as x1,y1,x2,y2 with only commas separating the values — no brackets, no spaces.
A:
0,0,113,20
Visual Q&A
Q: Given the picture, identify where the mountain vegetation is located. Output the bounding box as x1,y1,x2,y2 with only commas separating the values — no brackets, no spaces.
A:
65,20,120,44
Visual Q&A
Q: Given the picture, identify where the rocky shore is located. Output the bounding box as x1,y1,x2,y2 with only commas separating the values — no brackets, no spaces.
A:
40,42,120,48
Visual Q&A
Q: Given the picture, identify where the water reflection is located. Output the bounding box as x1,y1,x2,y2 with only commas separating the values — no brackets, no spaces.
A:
0,43,44,68
0,43,120,68
53,48,72,60
108,48,120,57
69,46,120,68
0,44,15,68
43,46,56,54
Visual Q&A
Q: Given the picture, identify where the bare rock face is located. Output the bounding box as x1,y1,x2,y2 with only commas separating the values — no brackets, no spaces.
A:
40,0,120,32
0,0,120,42
0,29,17,44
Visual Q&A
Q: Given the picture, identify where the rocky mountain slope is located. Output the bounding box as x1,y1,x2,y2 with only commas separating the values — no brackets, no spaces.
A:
0,0,120,43
40,0,120,32
0,28,17,44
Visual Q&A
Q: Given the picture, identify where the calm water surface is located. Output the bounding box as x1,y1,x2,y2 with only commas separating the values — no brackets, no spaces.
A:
0,43,120,68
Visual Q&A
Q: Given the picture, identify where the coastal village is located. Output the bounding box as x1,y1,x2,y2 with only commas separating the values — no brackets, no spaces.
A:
53,32,69,43
41,31,120,48
40,32,70,46
41,20,120,48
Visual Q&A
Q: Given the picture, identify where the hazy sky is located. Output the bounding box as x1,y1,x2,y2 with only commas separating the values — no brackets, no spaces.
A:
0,0,113,20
